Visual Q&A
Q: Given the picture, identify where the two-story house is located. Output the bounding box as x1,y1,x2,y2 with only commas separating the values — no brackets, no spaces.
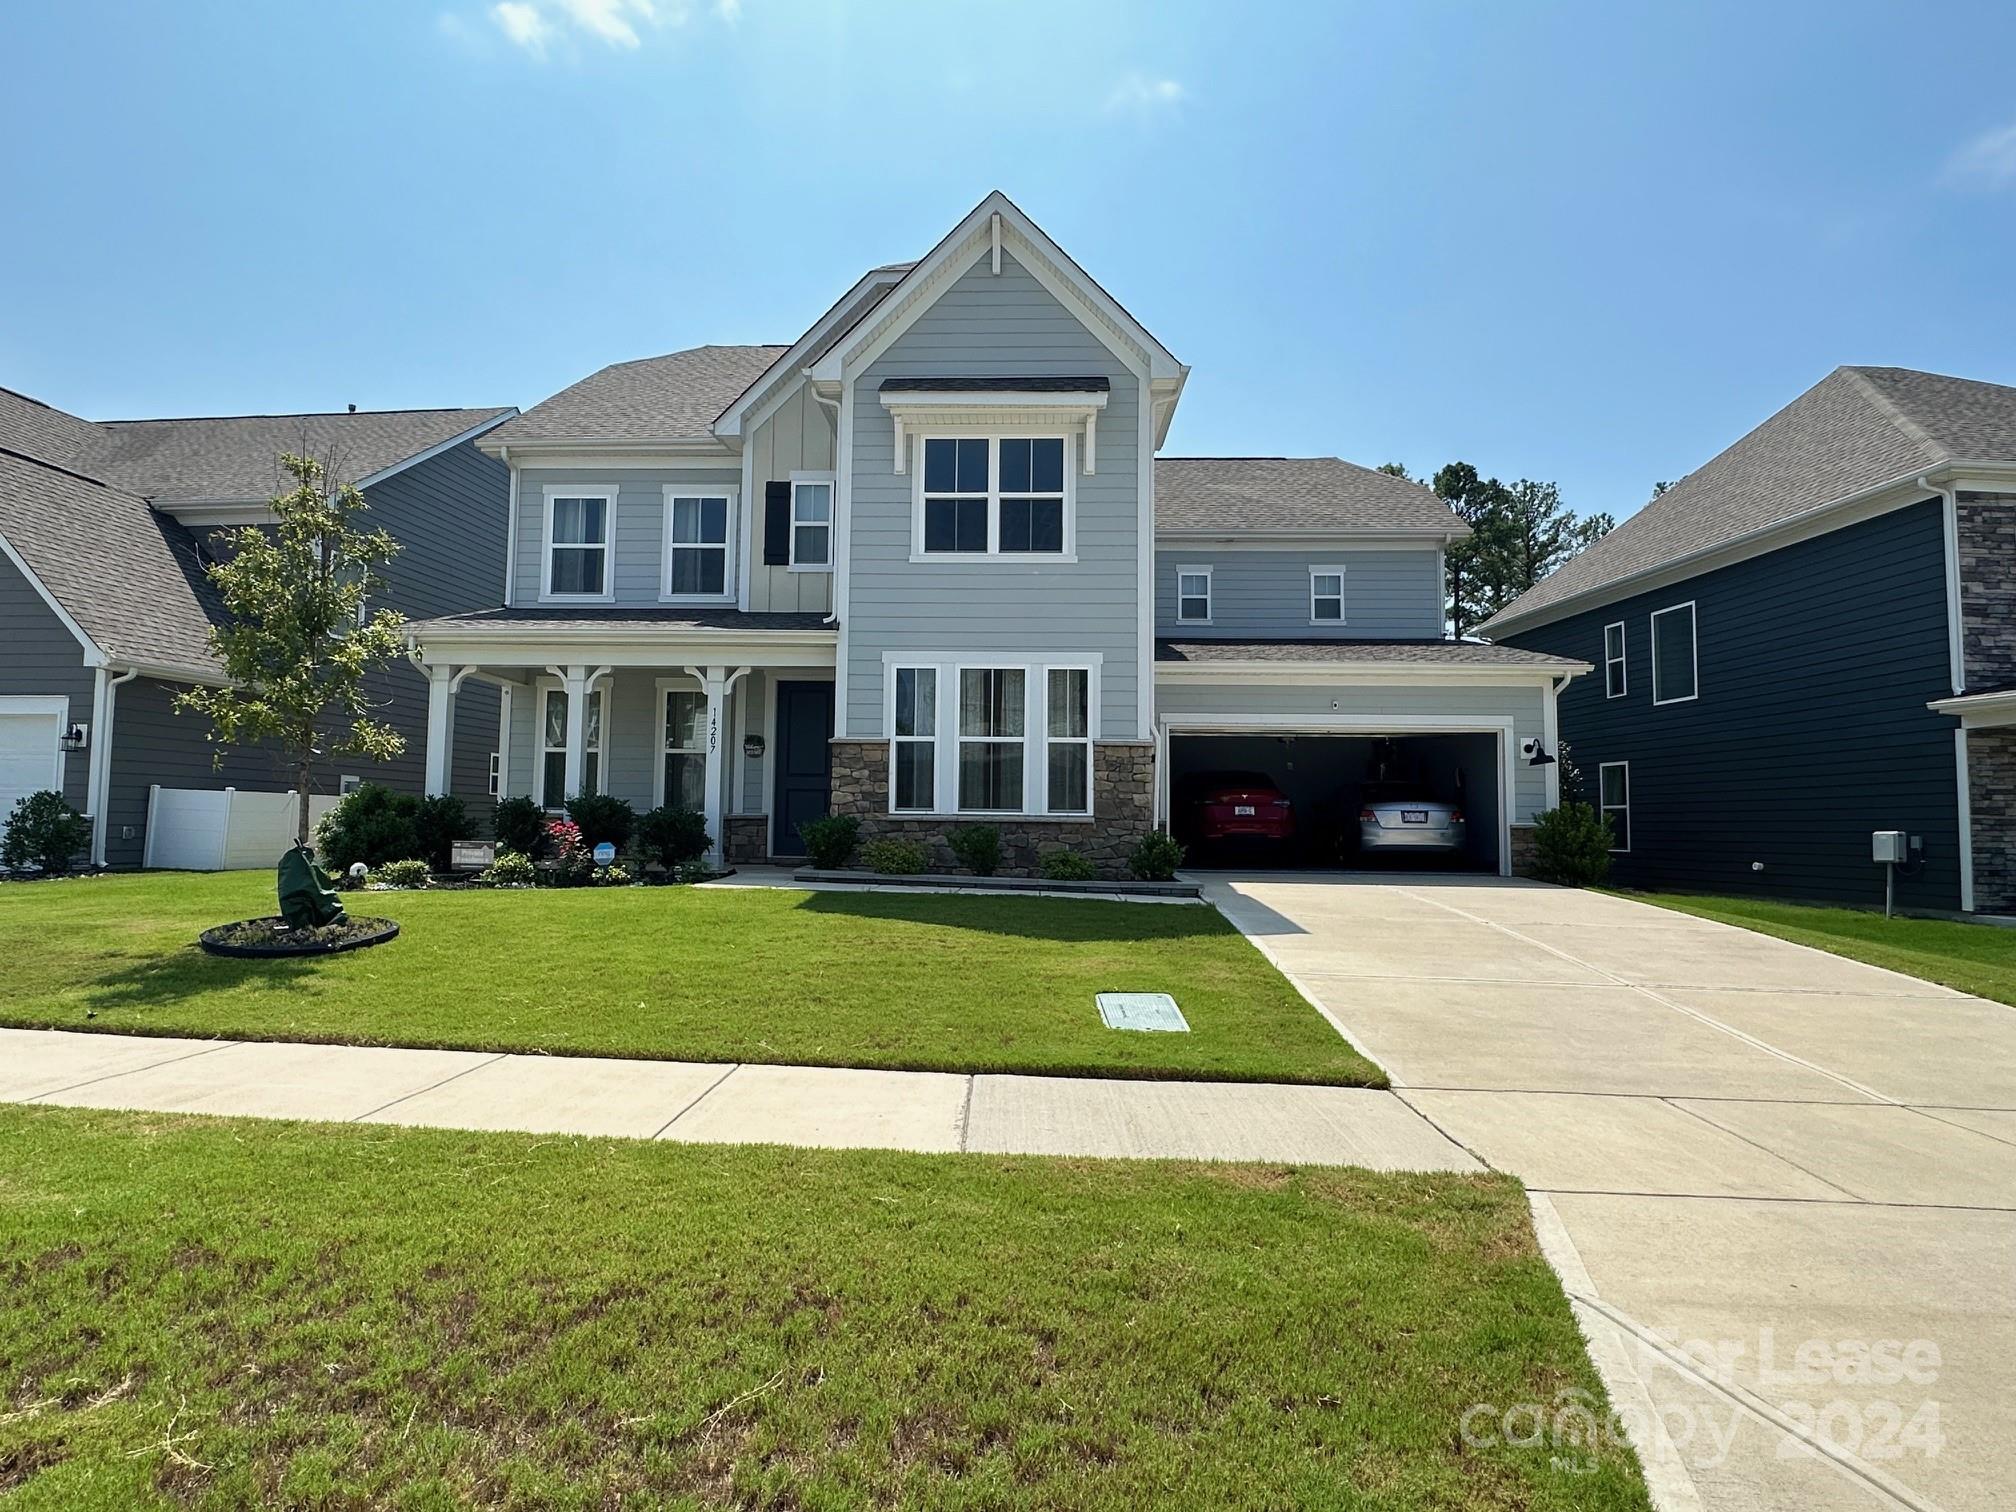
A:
0,390,514,868
1481,365,2016,915
407,193,1585,876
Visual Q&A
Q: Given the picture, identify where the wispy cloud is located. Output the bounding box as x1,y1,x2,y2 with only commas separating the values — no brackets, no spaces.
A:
1105,72,1185,120
714,0,741,19
480,0,700,57
489,1,554,55
1941,121,2016,190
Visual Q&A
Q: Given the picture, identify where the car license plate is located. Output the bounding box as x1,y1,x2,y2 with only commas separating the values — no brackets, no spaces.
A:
1402,809,1429,824
1234,804,1256,816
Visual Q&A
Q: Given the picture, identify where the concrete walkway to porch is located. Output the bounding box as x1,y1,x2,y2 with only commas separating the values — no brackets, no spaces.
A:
0,1026,1478,1170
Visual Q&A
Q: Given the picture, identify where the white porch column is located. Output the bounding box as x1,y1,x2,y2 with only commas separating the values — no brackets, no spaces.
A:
686,664,751,865
495,682,514,801
560,664,589,800
424,664,456,796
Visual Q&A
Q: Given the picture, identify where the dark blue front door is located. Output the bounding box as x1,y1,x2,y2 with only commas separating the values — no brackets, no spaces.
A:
772,681,833,857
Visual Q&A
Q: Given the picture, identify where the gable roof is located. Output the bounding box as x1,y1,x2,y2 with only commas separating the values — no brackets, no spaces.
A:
0,447,226,679
1155,457,1465,535
1479,365,2016,635
0,387,106,466
486,345,787,448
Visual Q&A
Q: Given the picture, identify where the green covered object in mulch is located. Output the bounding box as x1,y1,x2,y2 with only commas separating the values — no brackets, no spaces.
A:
277,844,345,929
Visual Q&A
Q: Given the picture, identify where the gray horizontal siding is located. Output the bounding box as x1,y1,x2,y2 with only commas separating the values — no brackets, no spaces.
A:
844,249,1142,739
1501,499,1961,910
512,466,741,607
0,548,96,814
1154,548,1443,638
748,386,835,614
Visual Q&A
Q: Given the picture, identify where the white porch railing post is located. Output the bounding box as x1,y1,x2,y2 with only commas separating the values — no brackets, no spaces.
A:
561,664,589,800
424,664,456,796
687,664,751,868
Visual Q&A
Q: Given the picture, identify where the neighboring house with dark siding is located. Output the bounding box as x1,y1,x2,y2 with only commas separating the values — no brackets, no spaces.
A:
1481,365,2016,915
0,389,514,868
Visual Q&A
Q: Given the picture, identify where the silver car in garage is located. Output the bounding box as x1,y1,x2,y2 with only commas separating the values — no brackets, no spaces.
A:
1358,786,1467,854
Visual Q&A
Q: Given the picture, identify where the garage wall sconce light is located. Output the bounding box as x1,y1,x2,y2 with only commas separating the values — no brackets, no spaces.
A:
1520,738,1557,768
60,722,90,753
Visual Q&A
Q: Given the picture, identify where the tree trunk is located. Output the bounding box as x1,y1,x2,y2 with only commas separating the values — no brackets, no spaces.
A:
296,757,315,851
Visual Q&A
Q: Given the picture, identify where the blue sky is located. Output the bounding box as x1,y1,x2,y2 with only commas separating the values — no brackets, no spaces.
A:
6,0,2016,521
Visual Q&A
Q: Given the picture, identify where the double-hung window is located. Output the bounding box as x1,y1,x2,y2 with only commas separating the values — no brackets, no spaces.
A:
790,476,832,569
1176,567,1212,623
1310,566,1346,623
1599,762,1631,853
539,685,603,808
958,668,1025,812
891,667,937,812
1651,602,1698,705
1045,668,1091,814
661,687,706,810
544,489,613,600
663,488,735,599
1604,622,1627,698
918,436,1070,557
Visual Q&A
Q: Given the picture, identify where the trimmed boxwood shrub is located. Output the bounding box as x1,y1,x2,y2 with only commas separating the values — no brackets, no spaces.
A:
492,796,548,859
315,784,421,872
413,794,468,872
473,850,537,888
861,837,929,875
798,815,860,869
1039,849,1097,882
372,858,433,889
948,825,1002,876
1129,830,1185,882
636,805,710,870
1531,801,1613,887
2,790,91,874
565,791,636,852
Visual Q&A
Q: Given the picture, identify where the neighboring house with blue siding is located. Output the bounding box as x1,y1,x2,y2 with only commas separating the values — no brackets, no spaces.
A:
408,193,1586,877
0,391,514,868
1481,365,2016,915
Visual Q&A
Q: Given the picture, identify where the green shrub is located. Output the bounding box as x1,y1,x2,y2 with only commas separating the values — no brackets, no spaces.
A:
674,858,716,885
473,850,537,888
1039,849,1097,882
861,837,929,875
2,790,91,874
948,824,1002,876
413,794,468,872
315,783,420,872
372,858,433,889
1531,801,1613,887
565,791,636,852
636,805,710,870
1129,830,1185,882
590,863,632,887
798,814,860,869
492,796,548,859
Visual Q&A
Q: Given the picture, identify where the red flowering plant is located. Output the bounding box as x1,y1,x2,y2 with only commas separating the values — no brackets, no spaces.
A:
543,819,594,886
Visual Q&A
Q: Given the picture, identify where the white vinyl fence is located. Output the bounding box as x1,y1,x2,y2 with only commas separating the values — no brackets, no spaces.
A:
143,786,340,871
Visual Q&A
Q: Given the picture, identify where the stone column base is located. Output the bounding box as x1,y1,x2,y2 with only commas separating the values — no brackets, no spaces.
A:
1969,728,2016,913
1508,824,1540,879
724,815,769,864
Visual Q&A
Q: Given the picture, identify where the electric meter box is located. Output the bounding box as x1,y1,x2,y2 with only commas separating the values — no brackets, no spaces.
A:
1872,830,1908,865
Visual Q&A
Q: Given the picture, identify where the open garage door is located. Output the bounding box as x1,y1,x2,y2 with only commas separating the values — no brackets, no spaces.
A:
1166,731,1505,873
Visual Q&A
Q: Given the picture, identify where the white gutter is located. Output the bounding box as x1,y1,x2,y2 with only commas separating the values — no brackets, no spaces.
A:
1920,473,1966,696
808,380,844,629
88,668,138,866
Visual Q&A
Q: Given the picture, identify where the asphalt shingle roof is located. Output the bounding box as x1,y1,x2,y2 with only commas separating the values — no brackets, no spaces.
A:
0,447,225,677
1155,457,1464,534
1156,638,1581,668
0,387,105,466
1480,365,2016,633
486,345,788,446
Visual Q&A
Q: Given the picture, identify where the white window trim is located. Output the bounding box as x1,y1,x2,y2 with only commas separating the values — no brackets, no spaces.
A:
652,675,707,810
534,676,608,811
486,753,500,799
1042,666,1093,816
659,483,739,603
1175,564,1212,625
888,665,939,814
879,652,1102,819
1599,761,1631,854
1650,601,1700,706
540,486,617,605
339,774,363,796
1603,621,1627,699
1309,564,1347,625
787,471,835,573
909,433,1078,563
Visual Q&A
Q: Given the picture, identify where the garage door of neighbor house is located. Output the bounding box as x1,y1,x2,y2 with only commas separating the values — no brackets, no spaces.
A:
144,786,340,871
0,698,67,826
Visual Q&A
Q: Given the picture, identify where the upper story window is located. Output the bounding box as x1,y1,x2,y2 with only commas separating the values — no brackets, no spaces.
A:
916,435,1072,560
1651,601,1698,705
544,488,614,600
790,476,832,569
1176,567,1212,623
1604,621,1627,698
1310,566,1346,624
662,487,736,600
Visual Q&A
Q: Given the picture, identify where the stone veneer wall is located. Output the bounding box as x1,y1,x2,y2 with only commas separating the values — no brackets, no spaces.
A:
1969,729,2016,914
828,740,1155,878
1508,825,1539,879
724,815,769,864
1957,494,2016,687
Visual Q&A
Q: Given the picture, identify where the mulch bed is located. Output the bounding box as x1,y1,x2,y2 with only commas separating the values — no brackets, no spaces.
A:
198,915,399,958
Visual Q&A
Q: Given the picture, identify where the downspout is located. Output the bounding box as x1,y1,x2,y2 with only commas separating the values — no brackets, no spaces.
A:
808,378,843,628
89,668,139,867
1918,473,1965,696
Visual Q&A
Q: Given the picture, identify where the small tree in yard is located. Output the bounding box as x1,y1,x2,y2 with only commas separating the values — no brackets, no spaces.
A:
175,454,407,853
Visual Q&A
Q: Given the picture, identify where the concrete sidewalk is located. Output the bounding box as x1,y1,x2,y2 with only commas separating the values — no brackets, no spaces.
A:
0,1027,1479,1171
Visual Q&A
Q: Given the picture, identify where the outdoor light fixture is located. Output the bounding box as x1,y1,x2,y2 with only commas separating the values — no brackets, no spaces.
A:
1526,742,1557,768
60,722,89,753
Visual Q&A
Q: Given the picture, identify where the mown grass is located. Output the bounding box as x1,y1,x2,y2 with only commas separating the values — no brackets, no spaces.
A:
0,872,1379,1085
0,1105,1648,1509
1624,890,2016,1005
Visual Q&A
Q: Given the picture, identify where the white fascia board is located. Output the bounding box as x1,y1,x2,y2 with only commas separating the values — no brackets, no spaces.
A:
1929,690,2016,727
353,409,519,491
474,435,734,460
807,191,1183,386
878,390,1108,410
716,269,907,439
157,499,276,527
113,660,230,687
1154,661,1588,685
0,528,108,665
407,627,838,670
1479,469,1952,639
1154,528,1462,549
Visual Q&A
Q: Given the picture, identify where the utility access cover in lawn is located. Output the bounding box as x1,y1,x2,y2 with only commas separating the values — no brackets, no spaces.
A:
1097,992,1190,1032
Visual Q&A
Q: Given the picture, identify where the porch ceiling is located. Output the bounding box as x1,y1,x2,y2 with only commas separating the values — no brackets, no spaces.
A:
406,606,837,671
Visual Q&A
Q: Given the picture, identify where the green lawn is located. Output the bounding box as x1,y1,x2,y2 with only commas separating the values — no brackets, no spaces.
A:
1624,890,2016,1004
0,872,1380,1086
0,1105,1649,1509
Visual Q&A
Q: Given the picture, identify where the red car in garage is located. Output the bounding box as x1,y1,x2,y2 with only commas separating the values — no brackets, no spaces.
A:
1179,770,1296,847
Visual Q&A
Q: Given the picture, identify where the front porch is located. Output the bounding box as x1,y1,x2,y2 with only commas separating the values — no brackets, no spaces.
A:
405,609,839,865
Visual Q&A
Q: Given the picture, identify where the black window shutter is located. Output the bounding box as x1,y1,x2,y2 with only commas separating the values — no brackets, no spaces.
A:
763,482,791,565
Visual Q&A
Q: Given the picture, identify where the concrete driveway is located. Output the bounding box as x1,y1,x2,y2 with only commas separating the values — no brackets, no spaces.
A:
1205,873,2015,1512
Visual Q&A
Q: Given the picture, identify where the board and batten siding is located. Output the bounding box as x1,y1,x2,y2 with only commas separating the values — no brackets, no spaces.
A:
746,385,835,615
512,466,742,607
843,249,1143,739
1153,548,1443,639
1499,499,1962,910
0,547,96,813
1154,678,1552,822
